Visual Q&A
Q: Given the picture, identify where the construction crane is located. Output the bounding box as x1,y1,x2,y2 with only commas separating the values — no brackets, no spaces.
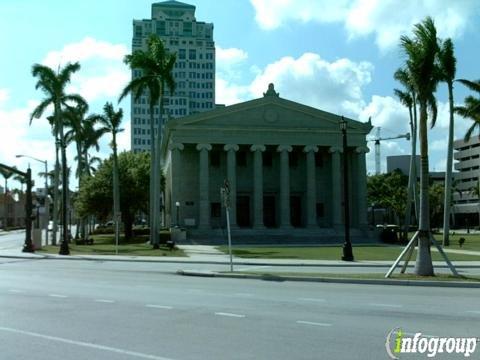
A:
368,127,410,175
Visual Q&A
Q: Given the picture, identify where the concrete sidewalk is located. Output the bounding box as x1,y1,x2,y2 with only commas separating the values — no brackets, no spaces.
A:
1,247,480,268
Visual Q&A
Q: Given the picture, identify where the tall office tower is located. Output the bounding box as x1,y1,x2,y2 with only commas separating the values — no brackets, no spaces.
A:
130,1,215,152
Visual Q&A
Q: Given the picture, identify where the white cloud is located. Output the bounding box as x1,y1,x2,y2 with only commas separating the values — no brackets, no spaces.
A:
249,52,373,116
40,37,130,104
250,0,478,50
0,89,9,104
216,46,248,67
42,37,128,69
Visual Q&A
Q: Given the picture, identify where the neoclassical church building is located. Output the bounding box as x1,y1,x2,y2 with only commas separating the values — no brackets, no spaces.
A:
161,84,372,241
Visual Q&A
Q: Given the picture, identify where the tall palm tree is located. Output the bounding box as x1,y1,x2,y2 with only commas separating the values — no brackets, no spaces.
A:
438,38,457,247
64,102,102,239
0,168,13,228
13,173,26,193
394,85,417,234
98,102,124,248
119,34,176,248
400,17,440,275
30,62,85,254
455,79,480,141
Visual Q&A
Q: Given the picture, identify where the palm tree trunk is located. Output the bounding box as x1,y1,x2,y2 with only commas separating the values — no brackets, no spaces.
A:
52,134,60,246
412,96,419,223
149,102,157,247
58,110,70,255
75,143,83,240
112,133,121,242
153,96,164,247
403,105,415,234
442,81,455,246
415,103,434,276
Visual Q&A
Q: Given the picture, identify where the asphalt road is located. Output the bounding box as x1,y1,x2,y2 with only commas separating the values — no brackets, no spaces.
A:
1,255,480,360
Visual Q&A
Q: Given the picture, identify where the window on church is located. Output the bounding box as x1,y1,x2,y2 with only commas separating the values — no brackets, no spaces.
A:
316,203,324,218
237,151,247,167
315,152,324,167
210,151,220,167
289,152,299,167
211,202,221,218
263,151,273,167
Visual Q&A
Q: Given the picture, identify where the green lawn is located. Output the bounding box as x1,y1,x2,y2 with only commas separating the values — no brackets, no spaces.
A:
217,245,480,261
435,233,480,252
38,234,185,257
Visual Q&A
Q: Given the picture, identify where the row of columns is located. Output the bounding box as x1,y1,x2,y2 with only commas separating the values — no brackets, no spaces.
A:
169,143,369,229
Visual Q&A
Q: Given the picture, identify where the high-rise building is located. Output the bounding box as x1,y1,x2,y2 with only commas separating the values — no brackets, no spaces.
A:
130,0,215,152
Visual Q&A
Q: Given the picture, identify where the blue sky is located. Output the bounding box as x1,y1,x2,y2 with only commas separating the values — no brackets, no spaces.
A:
0,0,479,188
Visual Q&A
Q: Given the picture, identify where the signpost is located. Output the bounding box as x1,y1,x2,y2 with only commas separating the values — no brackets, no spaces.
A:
221,179,233,272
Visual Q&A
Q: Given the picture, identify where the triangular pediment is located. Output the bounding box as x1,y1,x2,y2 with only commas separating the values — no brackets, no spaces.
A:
167,96,371,133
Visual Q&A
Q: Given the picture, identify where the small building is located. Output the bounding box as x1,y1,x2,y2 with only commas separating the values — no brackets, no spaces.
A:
453,137,480,227
161,84,373,242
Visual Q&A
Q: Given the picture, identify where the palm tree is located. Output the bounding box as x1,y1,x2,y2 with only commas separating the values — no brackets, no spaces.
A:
30,62,85,254
400,17,440,275
394,84,417,234
0,168,13,228
13,173,26,193
119,34,176,248
455,79,480,141
438,38,457,247
98,102,124,247
64,102,103,240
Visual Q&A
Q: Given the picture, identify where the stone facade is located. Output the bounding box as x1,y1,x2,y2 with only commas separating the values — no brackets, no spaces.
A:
161,85,372,240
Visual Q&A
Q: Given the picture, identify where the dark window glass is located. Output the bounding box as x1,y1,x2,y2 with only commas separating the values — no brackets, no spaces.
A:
316,203,324,218
210,151,220,167
237,151,247,167
289,152,298,167
263,151,273,167
211,202,221,218
315,151,323,167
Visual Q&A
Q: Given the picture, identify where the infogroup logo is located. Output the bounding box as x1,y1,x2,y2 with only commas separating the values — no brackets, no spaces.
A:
385,328,479,359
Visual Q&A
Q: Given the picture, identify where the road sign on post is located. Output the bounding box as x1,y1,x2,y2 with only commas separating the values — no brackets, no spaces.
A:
221,180,233,272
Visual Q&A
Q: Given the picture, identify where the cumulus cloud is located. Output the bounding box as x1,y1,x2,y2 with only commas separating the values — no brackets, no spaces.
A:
249,52,373,116
250,0,478,50
41,37,130,104
42,37,128,68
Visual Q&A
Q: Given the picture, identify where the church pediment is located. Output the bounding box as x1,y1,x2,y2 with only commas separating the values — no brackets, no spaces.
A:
167,85,371,134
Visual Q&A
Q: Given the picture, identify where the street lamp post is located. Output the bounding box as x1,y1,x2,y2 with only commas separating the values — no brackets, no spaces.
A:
16,155,49,246
340,117,354,261
175,201,180,228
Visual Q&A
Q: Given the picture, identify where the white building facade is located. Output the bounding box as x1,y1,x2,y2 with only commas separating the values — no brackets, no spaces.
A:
453,137,480,226
161,86,373,241
131,0,215,152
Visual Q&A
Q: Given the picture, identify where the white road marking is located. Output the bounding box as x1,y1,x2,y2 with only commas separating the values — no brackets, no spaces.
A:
8,289,25,293
145,305,173,310
214,312,245,318
297,297,326,302
238,265,272,271
296,321,332,327
369,303,402,308
95,299,115,303
466,310,480,315
48,294,68,298
0,326,175,360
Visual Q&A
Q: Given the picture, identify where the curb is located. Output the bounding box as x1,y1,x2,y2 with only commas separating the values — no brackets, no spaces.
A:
176,270,480,288
1,253,480,268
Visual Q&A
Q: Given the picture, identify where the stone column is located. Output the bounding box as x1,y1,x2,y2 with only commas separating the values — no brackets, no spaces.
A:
277,145,292,228
329,146,343,229
196,143,212,229
168,143,184,227
304,145,318,228
250,145,266,228
224,144,239,227
356,146,369,229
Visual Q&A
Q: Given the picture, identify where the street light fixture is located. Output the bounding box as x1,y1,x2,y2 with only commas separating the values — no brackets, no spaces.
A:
340,117,354,261
175,201,180,228
16,154,49,246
